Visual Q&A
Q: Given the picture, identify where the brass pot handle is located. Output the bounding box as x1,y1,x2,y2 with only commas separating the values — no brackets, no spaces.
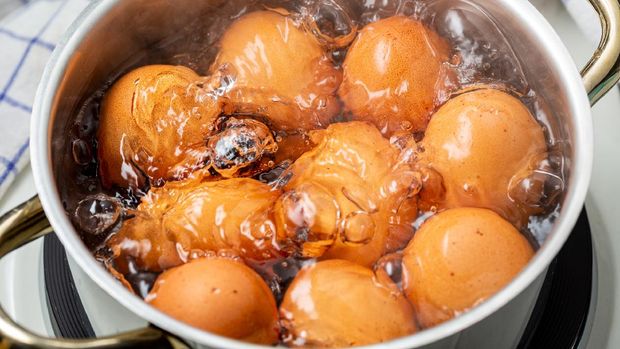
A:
582,0,620,105
0,195,188,349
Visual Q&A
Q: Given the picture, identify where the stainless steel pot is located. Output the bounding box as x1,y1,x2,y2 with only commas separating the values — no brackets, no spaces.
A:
1,0,619,348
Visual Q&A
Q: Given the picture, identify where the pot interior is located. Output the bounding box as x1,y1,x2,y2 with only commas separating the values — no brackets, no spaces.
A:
52,0,574,241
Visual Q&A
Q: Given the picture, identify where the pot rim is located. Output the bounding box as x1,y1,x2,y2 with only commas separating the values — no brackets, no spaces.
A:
30,0,594,348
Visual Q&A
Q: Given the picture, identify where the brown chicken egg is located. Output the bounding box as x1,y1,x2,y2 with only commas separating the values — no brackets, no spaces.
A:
148,257,279,344
275,121,420,266
418,88,547,225
402,207,534,327
280,259,417,347
212,10,341,131
107,177,282,272
339,16,451,134
98,64,223,189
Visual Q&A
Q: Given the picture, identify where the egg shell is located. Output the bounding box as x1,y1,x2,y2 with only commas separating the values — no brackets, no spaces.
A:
402,207,534,327
212,10,341,131
280,259,417,347
148,257,279,344
339,16,451,134
419,88,547,226
97,64,221,189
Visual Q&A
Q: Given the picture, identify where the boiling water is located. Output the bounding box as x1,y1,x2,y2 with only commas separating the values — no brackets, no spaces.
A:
64,0,566,339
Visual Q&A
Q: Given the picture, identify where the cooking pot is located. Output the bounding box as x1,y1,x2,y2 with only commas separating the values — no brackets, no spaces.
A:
1,0,619,348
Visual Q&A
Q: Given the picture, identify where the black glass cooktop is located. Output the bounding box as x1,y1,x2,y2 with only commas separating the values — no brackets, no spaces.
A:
517,208,593,348
42,208,594,348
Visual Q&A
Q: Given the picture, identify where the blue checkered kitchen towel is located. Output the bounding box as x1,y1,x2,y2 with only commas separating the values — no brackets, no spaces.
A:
0,0,89,198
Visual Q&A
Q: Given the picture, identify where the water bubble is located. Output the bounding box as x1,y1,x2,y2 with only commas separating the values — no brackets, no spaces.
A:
417,165,446,211
217,249,242,261
301,0,359,48
342,186,378,213
275,182,340,257
436,63,461,105
462,182,477,195
508,153,565,211
382,170,419,251
71,139,93,166
359,0,401,24
382,170,422,198
374,252,404,288
73,194,122,236
207,118,278,178
508,176,543,209
340,211,376,246
257,160,292,186
434,7,529,93
330,48,348,66
240,214,278,246
188,249,216,260
271,171,294,190
398,0,418,16
390,132,421,164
